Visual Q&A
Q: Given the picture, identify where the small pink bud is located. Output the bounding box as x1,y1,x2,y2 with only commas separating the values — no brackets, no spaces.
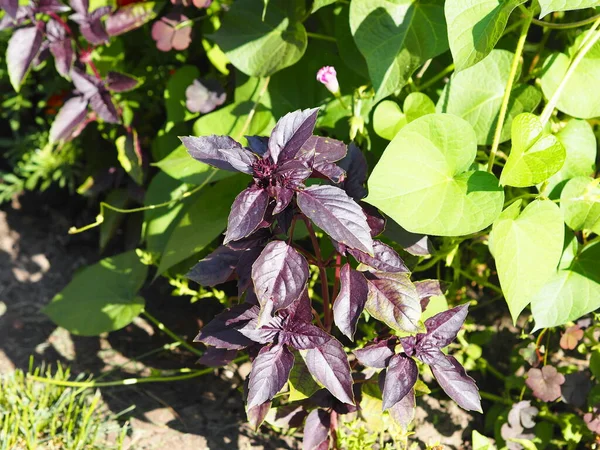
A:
316,66,340,95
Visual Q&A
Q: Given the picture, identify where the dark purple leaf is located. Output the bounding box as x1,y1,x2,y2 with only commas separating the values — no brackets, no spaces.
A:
78,13,109,44
185,78,226,114
364,271,421,333
36,0,70,13
7,22,44,92
89,90,119,123
236,314,282,345
430,355,482,412
226,228,271,250
362,203,385,237
266,404,307,429
105,2,156,36
297,185,374,255
414,280,446,311
299,135,347,164
353,338,396,369
247,343,294,409
561,371,592,407
268,108,319,163
106,71,139,92
421,303,469,349
180,135,245,172
525,365,565,402
413,345,453,369
304,337,354,405
274,158,312,187
46,20,74,78
194,303,258,350
224,187,269,244
303,409,330,450
49,95,88,143
332,264,368,341
222,147,257,175
151,13,192,52
1,0,18,18
338,142,367,200
389,389,415,431
247,401,271,431
197,347,237,367
384,218,433,256
381,354,418,410
246,135,268,156
186,245,241,286
71,67,100,98
272,186,295,214
235,246,263,296
251,240,309,314
349,240,408,273
313,160,346,183
281,321,330,350
281,288,313,324
69,0,87,15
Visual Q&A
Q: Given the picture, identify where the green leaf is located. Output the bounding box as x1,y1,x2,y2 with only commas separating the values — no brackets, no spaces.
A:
403,92,436,123
538,0,600,18
472,430,496,450
541,32,600,119
312,0,337,12
438,50,542,145
500,113,566,187
544,120,597,196
373,100,406,140
531,241,600,329
366,114,504,236
560,177,600,233
42,251,147,336
116,130,144,185
153,146,235,186
212,0,307,77
489,199,564,323
349,0,448,101
165,65,199,125
590,350,600,379
288,352,320,401
421,294,448,321
335,5,369,79
202,39,230,76
151,122,190,161
100,189,129,252
445,0,526,71
157,175,249,275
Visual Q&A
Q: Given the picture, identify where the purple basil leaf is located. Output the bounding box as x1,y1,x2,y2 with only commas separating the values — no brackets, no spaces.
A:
247,400,271,431
69,0,87,14
246,135,268,156
197,347,237,367
362,204,386,237
226,228,271,251
332,264,368,341
274,158,312,186
297,185,374,255
89,90,119,123
268,108,319,163
364,271,421,333
47,31,74,78
302,135,347,163
105,3,154,36
222,147,257,175
251,240,309,314
281,321,330,350
36,0,70,13
71,67,100,98
49,95,88,143
302,409,330,450
338,142,367,200
348,240,408,273
430,355,482,412
313,160,346,183
1,0,18,18
236,246,263,297
33,40,50,68
267,404,307,429
7,22,44,92
106,71,139,92
70,5,110,45
525,365,565,402
186,245,241,286
282,288,313,323
414,344,453,369
381,354,418,410
236,313,282,345
194,303,258,350
272,186,295,215
389,388,416,431
224,187,269,244
247,343,294,409
421,303,469,349
414,280,446,311
185,78,226,114
151,13,192,52
304,337,354,405
180,135,244,172
353,338,396,369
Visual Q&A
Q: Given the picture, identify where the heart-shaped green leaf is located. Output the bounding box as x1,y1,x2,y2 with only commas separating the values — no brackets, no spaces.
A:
366,114,504,236
42,251,147,336
445,0,526,71
538,0,600,18
500,113,566,187
489,199,564,323
349,0,448,101
403,92,436,123
560,176,600,233
438,50,542,145
373,93,435,141
531,241,600,329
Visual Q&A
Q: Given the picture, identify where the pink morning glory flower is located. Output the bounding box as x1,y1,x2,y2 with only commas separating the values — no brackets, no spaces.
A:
316,66,340,95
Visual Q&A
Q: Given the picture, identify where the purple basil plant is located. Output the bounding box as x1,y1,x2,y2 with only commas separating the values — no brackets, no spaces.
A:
181,108,482,445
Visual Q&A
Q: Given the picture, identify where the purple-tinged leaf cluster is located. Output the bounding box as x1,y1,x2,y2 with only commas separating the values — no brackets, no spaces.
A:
151,13,192,52
525,365,565,402
501,401,538,450
185,78,226,114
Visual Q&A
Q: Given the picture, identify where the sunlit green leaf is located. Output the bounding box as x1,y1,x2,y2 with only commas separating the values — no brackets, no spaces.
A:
538,0,600,18
560,176,600,233
165,65,199,125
